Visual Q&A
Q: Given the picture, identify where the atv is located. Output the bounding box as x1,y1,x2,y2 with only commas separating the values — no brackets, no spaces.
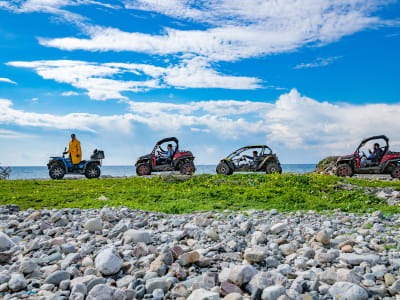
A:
135,137,195,176
47,148,104,180
216,145,282,175
336,135,400,179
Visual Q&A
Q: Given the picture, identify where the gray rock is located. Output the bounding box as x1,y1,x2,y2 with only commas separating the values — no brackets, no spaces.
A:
95,247,122,275
187,288,220,300
339,253,381,265
8,273,27,292
0,232,15,251
145,277,169,293
244,247,267,263
87,284,127,300
228,265,257,286
45,270,70,285
329,282,368,300
84,218,103,232
261,284,285,300
270,223,285,234
123,229,152,244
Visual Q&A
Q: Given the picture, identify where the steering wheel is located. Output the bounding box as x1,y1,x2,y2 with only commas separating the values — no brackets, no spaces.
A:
360,151,367,158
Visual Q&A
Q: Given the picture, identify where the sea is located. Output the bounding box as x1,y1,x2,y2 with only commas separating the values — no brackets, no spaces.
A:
5,164,316,180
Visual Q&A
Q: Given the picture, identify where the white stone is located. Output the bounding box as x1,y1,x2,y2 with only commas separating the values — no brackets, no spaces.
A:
95,248,122,275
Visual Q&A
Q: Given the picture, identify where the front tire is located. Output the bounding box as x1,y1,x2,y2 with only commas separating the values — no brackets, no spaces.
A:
391,166,400,179
180,162,195,175
136,163,151,176
85,165,101,179
216,162,231,175
49,165,65,180
336,164,353,177
265,162,281,174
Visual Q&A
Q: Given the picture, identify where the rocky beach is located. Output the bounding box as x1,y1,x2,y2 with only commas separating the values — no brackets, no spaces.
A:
1,204,400,300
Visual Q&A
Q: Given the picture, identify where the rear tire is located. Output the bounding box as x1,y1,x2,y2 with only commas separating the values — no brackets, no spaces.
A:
180,162,195,175
85,165,101,179
216,162,231,175
49,165,65,180
336,164,353,177
265,162,281,174
391,166,400,179
136,163,151,176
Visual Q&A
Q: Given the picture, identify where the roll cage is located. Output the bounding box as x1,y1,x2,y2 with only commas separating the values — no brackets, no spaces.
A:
355,135,389,158
151,137,179,156
227,145,272,160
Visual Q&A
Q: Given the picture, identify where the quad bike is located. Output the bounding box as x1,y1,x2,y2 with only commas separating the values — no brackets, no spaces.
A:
135,137,195,176
336,135,400,179
216,145,282,175
47,148,105,180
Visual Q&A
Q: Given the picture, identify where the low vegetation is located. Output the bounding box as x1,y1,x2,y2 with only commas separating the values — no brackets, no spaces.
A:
0,174,399,214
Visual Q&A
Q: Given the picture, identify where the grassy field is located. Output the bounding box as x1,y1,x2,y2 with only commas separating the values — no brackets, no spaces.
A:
0,174,399,214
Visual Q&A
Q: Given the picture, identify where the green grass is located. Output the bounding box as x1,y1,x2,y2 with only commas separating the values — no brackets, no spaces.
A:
0,174,400,214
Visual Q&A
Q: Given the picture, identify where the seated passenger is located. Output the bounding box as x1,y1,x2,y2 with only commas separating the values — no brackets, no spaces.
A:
361,143,383,167
159,144,174,164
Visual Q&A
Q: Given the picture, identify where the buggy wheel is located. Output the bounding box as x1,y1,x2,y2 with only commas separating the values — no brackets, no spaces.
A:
180,162,195,175
336,164,353,177
216,162,231,175
265,162,281,174
136,163,151,176
391,166,400,179
49,165,65,180
85,165,101,179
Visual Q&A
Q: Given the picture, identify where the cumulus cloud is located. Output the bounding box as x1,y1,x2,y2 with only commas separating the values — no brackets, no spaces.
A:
38,0,396,62
0,77,17,84
7,59,261,100
2,91,400,156
294,56,342,69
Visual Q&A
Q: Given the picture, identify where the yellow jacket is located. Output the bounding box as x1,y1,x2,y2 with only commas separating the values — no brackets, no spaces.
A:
68,139,82,164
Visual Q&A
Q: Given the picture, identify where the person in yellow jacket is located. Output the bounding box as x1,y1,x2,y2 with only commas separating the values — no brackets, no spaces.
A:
66,134,82,165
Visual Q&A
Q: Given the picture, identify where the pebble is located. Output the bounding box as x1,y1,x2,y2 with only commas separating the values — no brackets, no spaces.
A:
0,205,398,300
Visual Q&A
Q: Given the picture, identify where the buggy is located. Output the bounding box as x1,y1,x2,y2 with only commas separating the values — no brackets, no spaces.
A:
336,135,400,178
216,145,282,175
135,137,195,176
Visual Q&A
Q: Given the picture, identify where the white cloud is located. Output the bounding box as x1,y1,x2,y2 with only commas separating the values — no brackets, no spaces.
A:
0,98,134,133
2,90,400,158
0,0,119,23
38,0,397,61
0,77,17,84
7,59,261,100
62,91,79,96
294,56,342,69
31,97,39,102
0,129,33,139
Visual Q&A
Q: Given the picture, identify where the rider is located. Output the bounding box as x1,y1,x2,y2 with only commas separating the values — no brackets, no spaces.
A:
65,134,82,166
160,144,174,163
241,151,259,166
361,143,383,167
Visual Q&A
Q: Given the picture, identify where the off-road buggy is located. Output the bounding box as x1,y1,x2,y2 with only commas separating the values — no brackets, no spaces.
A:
135,137,195,176
47,148,104,180
336,135,400,178
216,145,282,175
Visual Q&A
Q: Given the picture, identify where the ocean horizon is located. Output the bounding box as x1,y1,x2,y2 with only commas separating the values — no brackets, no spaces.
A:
4,164,316,180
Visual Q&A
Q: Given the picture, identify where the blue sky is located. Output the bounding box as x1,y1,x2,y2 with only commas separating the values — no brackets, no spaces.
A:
0,0,400,166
